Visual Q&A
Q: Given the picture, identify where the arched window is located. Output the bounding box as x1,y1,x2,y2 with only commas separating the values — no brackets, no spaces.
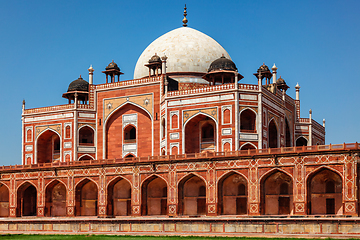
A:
240,109,256,133
268,120,278,148
171,114,178,129
240,143,256,150
79,126,94,145
65,125,71,138
201,123,214,142
296,137,308,147
26,129,32,142
223,109,231,124
52,135,61,162
161,118,166,139
124,125,136,143
285,119,291,147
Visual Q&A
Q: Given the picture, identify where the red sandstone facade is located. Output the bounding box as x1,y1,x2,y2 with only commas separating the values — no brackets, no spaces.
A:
4,23,359,233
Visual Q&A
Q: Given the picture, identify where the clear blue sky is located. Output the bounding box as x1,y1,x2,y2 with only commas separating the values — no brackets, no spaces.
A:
0,1,359,166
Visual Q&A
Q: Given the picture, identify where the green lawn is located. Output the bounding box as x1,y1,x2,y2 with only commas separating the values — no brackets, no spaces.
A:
0,235,353,240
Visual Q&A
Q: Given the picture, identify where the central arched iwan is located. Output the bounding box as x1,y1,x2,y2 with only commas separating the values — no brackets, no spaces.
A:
106,104,152,158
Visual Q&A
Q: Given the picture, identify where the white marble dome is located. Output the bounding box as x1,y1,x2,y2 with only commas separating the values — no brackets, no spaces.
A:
133,27,231,82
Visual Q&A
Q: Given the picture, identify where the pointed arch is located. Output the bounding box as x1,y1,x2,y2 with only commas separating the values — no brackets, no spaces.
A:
0,183,9,217
104,101,153,125
35,128,61,164
104,102,153,159
107,176,132,216
268,118,279,148
296,136,308,147
141,175,168,215
218,171,248,215
75,178,98,216
260,169,293,215
178,173,207,215
78,154,95,161
183,112,219,154
240,108,257,133
78,125,95,146
45,180,67,217
16,181,37,217
306,167,342,215
285,117,291,147
240,142,257,150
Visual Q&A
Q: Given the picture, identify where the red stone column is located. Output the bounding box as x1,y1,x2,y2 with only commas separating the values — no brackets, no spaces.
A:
9,174,17,217
37,173,45,217
168,163,177,216
248,160,260,215
132,167,141,216
207,162,217,216
98,170,107,217
67,173,75,217
293,157,306,215
343,154,358,216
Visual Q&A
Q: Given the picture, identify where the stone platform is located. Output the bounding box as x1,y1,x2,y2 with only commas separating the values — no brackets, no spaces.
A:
1,216,360,238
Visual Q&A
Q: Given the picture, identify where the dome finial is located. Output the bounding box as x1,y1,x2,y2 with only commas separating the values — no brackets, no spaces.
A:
182,4,188,27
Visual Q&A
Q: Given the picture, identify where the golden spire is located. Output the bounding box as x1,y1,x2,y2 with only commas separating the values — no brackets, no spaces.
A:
182,4,188,27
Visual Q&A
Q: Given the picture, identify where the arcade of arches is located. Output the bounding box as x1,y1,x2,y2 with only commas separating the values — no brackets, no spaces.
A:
1,160,354,217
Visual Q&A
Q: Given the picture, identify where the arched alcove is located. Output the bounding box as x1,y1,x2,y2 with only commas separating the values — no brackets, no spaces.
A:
240,109,256,133
17,183,37,217
45,181,66,217
178,175,206,215
75,179,98,216
37,130,61,163
296,137,308,147
260,170,293,215
285,118,291,147
107,178,131,216
79,126,94,146
268,120,278,148
307,168,342,215
0,184,9,217
218,172,247,215
141,176,167,215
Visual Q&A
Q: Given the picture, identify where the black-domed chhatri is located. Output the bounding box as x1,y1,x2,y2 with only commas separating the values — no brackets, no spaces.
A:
148,54,162,64
203,55,243,85
62,75,90,104
102,60,123,83
254,63,272,84
105,60,120,71
208,56,237,72
276,76,289,91
145,54,163,77
67,76,89,92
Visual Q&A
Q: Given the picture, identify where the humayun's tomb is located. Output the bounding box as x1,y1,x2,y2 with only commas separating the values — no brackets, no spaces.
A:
0,7,359,237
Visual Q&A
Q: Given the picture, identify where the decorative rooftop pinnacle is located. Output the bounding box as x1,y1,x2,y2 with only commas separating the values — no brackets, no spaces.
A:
182,4,188,27
272,63,277,70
